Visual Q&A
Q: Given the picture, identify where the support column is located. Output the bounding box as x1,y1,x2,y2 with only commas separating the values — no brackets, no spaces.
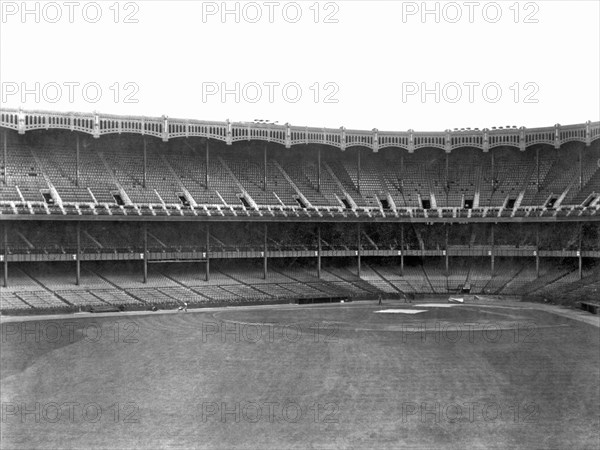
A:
263,144,268,192
205,224,210,281
579,145,583,189
317,147,321,192
3,223,7,288
357,223,361,277
445,224,449,274
490,223,495,275
535,224,540,278
317,224,322,279
205,141,210,189
142,139,147,188
3,130,7,185
357,149,361,194
400,223,404,276
76,134,80,187
491,151,495,192
263,223,268,280
76,222,81,286
536,147,540,192
445,152,449,200
143,223,148,283
578,224,583,280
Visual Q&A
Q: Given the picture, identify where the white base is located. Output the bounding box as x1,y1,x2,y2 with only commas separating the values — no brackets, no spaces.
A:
375,309,427,314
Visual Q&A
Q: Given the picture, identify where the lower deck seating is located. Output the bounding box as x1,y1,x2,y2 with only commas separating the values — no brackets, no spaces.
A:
1,259,596,312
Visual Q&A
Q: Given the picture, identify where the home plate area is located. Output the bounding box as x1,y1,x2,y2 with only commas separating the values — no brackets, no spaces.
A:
414,303,460,308
375,302,461,313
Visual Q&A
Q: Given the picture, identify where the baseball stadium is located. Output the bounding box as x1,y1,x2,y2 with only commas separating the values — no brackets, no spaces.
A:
1,108,599,449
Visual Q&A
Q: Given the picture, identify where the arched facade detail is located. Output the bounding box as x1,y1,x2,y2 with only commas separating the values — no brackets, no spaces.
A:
1,108,598,152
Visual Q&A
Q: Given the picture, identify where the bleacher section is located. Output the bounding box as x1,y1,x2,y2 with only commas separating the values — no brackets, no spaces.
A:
2,130,599,216
2,258,597,313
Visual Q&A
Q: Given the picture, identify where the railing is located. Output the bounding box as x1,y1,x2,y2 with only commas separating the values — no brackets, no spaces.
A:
3,248,598,262
1,108,598,152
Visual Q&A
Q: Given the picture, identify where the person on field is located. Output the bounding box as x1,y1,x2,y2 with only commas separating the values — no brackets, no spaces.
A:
378,294,382,305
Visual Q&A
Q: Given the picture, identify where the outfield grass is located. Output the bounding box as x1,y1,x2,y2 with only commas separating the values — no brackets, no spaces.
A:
1,302,599,449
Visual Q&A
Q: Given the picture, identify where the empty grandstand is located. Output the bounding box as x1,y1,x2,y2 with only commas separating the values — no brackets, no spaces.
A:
1,109,599,313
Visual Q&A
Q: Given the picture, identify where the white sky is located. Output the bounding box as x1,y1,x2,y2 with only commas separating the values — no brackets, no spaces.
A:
1,0,598,131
